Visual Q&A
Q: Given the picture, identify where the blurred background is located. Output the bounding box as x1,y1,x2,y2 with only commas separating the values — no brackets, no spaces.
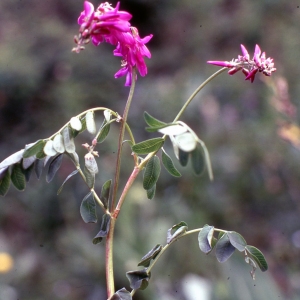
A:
1,0,300,299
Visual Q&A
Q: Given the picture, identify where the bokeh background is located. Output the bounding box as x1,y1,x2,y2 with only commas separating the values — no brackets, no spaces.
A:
1,0,300,299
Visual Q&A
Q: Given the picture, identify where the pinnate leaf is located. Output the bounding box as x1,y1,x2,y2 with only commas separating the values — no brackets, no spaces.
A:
215,233,235,263
143,156,161,190
132,138,164,155
80,192,97,223
161,149,181,177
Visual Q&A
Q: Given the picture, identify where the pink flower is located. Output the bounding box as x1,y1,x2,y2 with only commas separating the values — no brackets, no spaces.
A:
73,1,152,86
207,44,276,83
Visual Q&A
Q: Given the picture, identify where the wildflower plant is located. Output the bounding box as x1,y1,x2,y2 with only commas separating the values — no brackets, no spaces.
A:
0,1,275,299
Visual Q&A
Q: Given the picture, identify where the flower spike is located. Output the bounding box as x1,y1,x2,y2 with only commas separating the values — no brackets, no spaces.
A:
73,1,153,86
207,44,276,83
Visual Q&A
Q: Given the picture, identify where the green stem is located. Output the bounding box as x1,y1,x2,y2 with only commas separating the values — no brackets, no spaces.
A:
111,68,137,211
173,67,227,122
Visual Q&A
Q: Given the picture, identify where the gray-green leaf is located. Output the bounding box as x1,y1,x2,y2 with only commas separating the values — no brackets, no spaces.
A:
62,127,75,153
46,154,63,183
215,233,235,263
80,192,97,223
227,231,247,252
144,111,166,127
11,163,26,191
126,269,150,291
53,134,65,153
191,146,205,176
138,244,163,267
245,245,268,272
110,288,132,300
100,179,112,209
198,225,215,254
167,221,188,244
0,167,10,196
23,140,46,158
92,213,111,244
57,169,79,195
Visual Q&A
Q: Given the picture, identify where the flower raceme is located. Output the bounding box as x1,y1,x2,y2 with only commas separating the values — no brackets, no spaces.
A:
72,1,153,86
207,44,276,83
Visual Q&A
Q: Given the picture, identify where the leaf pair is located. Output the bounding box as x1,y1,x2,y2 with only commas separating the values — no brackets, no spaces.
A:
198,225,268,278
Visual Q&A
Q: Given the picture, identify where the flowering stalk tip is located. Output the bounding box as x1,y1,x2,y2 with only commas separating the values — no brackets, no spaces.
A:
207,44,276,83
73,1,153,86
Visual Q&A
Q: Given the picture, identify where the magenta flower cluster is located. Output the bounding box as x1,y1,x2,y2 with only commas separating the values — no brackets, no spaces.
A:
207,44,276,83
73,1,153,86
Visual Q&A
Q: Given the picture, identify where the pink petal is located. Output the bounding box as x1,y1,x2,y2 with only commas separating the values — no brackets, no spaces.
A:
207,61,236,67
240,44,249,60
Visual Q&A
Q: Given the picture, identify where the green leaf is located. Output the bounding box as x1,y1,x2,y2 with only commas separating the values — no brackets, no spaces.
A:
110,288,132,300
53,134,65,153
85,154,98,174
84,167,95,189
143,156,161,190
11,163,26,191
132,138,164,155
80,192,97,223
0,167,10,196
191,146,205,176
161,149,181,177
0,149,24,169
62,126,75,153
167,221,188,244
245,245,268,272
126,269,150,290
57,169,79,195
86,111,96,134
92,213,111,244
138,244,163,267
46,154,63,183
178,149,189,166
43,140,57,157
228,231,247,252
144,111,166,127
198,225,215,254
215,233,235,263
146,184,156,200
97,121,110,143
100,179,112,209
23,140,46,158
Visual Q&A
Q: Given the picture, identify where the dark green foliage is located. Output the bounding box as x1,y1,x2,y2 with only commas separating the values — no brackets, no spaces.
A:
100,179,112,209
11,163,26,191
146,184,156,200
132,138,164,155
161,149,181,177
143,156,161,190
97,120,111,143
110,288,132,300
215,233,236,263
167,221,188,244
93,214,111,244
190,146,205,175
0,167,10,196
144,111,166,128
245,245,268,272
126,269,150,290
178,149,189,166
138,244,163,267
46,154,63,183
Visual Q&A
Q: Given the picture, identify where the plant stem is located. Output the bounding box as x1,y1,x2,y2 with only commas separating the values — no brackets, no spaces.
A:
106,216,116,298
106,68,137,298
111,68,137,211
173,67,227,122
